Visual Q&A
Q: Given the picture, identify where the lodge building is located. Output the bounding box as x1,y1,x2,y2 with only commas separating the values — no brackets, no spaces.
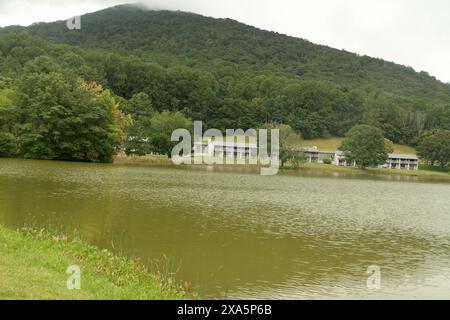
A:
192,141,419,171
302,147,419,171
194,140,259,160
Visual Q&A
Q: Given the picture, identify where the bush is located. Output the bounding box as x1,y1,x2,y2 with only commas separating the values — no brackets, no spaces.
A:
0,132,17,158
323,158,332,165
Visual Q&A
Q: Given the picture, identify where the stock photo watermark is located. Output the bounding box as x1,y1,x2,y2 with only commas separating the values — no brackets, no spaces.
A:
66,265,81,290
367,265,381,290
170,121,280,176
66,16,81,30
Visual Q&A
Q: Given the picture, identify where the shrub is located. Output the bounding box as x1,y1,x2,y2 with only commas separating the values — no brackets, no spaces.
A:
0,132,17,158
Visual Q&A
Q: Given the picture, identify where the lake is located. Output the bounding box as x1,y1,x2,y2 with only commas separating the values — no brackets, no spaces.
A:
0,158,449,299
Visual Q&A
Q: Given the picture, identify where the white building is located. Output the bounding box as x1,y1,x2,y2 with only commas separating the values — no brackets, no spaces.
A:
302,147,338,164
192,142,419,171
302,147,419,171
383,154,419,170
194,140,258,160
193,140,278,161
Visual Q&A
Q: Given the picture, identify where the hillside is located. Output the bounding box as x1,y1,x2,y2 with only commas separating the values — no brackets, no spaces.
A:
25,4,450,104
299,137,417,155
0,3,449,160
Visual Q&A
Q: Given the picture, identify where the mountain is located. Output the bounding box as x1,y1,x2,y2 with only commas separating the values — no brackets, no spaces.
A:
25,4,450,104
0,4,449,148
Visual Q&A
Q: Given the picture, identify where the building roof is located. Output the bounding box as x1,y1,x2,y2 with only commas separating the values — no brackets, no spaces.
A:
299,147,337,155
388,154,418,160
336,151,417,160
195,141,257,148
303,149,418,160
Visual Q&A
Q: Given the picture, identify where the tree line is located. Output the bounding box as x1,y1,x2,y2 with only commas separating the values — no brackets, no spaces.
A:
0,24,449,165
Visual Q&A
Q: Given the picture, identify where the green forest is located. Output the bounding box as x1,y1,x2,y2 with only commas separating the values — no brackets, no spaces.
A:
1,4,449,162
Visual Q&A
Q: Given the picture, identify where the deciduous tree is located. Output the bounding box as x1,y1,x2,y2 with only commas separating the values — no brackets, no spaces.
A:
341,125,388,169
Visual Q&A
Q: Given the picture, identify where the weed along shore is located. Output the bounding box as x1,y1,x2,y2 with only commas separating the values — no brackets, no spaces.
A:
0,226,193,300
113,154,450,182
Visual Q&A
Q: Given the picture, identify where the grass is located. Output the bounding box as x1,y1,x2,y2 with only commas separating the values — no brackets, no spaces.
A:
114,153,274,168
391,144,417,155
113,146,449,181
299,137,345,151
419,164,450,173
114,154,449,180
0,226,193,300
299,137,417,155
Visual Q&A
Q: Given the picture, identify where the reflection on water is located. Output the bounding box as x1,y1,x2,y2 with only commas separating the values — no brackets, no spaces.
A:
0,159,450,299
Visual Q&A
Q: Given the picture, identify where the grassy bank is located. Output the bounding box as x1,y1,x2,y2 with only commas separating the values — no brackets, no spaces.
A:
114,154,173,166
0,226,192,300
114,154,449,180
299,137,417,155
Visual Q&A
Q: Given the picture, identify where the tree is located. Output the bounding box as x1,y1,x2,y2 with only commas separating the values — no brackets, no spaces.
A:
125,92,153,118
417,130,450,169
148,111,192,157
0,87,17,132
280,148,305,168
284,81,362,139
279,124,303,167
14,71,130,162
363,93,402,142
166,66,218,120
340,125,388,168
123,93,154,156
264,124,303,168
1,14,450,156
384,139,394,154
0,132,17,157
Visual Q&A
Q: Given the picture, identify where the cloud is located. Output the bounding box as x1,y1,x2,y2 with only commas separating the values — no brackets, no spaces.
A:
0,0,127,26
1,0,449,83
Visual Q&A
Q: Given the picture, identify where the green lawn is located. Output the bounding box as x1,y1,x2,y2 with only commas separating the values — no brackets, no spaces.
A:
0,226,191,300
391,144,417,155
300,137,417,155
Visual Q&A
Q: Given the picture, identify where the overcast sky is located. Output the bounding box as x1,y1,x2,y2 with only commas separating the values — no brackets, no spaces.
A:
1,0,449,83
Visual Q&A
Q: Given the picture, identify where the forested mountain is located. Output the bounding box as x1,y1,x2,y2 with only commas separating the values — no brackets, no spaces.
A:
1,3,449,162
25,4,450,103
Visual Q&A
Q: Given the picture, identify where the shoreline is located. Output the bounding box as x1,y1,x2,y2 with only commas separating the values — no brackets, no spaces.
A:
113,155,450,182
0,226,194,300
1,156,448,182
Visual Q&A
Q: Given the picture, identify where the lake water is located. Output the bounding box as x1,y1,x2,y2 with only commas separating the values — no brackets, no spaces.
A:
1,158,449,299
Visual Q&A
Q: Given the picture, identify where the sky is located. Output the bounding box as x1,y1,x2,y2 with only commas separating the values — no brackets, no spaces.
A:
1,0,449,83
